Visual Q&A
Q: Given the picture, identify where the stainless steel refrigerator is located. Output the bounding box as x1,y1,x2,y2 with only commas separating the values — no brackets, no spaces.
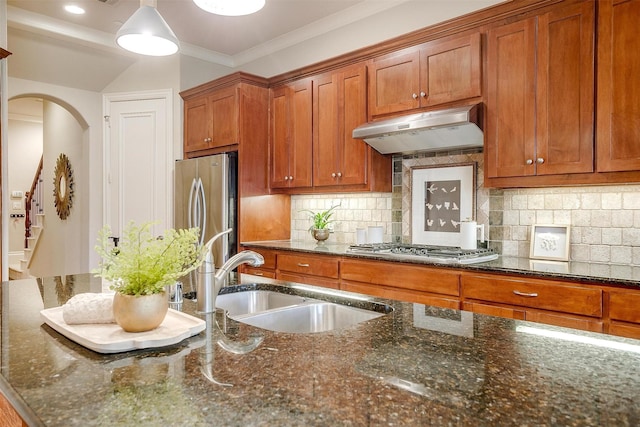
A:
174,153,238,288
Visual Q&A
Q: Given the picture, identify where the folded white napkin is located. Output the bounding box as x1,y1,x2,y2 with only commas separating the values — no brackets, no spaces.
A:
62,293,115,325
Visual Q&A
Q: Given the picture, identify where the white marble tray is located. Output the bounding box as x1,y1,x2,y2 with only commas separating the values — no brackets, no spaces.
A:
40,307,206,354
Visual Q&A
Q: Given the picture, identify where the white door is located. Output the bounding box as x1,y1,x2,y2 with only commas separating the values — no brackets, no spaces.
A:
104,90,173,238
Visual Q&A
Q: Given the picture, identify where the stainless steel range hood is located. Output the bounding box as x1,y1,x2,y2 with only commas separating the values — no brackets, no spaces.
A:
352,104,483,155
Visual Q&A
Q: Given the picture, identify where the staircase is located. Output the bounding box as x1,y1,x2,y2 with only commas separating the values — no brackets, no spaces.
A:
9,157,44,280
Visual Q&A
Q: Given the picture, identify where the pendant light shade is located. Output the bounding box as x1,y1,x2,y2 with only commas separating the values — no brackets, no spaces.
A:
116,5,179,56
193,0,265,16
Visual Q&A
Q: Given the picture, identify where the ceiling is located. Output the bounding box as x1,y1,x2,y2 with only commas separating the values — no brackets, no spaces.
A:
7,0,413,66
5,0,504,92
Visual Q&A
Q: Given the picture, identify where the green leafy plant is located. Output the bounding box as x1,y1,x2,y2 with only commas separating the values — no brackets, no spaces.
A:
92,221,204,296
302,204,339,230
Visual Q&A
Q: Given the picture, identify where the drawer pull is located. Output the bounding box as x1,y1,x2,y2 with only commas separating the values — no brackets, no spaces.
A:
253,272,264,276
297,263,310,268
513,290,538,298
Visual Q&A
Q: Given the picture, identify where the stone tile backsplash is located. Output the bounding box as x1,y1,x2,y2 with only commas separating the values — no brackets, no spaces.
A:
289,153,640,266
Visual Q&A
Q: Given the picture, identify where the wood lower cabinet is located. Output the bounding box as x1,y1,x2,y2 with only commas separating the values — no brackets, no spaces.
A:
368,32,481,119
461,273,604,332
240,248,277,279
340,259,461,309
277,252,340,289
485,2,595,183
608,289,640,339
0,391,26,427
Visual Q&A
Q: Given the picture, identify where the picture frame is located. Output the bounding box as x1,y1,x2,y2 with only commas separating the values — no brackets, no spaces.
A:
529,224,571,261
410,163,476,246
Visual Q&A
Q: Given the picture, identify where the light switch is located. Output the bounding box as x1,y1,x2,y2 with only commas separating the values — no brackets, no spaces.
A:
12,202,21,210
11,190,24,199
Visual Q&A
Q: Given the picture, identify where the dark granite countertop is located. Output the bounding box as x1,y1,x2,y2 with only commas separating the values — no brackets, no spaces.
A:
242,240,640,289
2,273,640,426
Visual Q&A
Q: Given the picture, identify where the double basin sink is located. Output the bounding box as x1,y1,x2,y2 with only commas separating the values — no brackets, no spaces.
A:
215,284,392,334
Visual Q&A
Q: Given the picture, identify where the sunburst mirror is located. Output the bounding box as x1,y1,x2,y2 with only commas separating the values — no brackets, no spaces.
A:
53,153,74,220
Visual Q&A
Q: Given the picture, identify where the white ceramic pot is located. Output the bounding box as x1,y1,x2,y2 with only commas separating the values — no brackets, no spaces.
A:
113,292,168,333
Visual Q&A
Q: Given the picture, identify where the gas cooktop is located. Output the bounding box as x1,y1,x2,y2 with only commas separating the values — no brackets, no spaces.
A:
347,243,499,265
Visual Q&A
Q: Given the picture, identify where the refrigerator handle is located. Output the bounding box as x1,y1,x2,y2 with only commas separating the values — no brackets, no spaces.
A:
195,177,207,246
187,178,197,230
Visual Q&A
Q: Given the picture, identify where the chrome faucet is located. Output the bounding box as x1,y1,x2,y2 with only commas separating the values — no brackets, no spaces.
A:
196,229,264,313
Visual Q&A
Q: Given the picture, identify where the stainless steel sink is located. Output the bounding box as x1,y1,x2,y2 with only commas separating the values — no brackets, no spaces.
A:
215,290,306,316
215,286,390,334
235,302,385,334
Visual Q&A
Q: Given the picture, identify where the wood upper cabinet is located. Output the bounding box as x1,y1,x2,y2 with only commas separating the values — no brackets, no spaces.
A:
183,86,238,153
270,79,313,190
313,64,369,188
368,32,481,118
596,0,640,172
486,2,595,180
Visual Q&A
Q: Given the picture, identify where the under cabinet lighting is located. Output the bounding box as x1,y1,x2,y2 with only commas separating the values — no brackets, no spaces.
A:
516,325,640,354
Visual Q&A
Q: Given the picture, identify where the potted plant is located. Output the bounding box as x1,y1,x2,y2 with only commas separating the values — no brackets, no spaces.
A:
93,221,204,332
302,204,339,243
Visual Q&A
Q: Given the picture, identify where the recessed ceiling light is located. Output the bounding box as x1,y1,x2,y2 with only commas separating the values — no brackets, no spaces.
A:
64,5,86,15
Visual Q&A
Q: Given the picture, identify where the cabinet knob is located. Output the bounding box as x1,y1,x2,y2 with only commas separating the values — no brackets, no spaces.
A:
284,176,289,181
526,159,534,165
289,176,293,181
536,158,545,164
332,173,336,178
420,91,426,98
412,93,418,99
337,172,342,177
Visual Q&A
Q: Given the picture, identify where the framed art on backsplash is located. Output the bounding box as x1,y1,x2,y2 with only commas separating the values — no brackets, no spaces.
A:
529,224,571,261
410,162,476,246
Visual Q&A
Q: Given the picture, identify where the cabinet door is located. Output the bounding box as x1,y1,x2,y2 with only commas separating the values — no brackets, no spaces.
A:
313,65,368,188
270,86,291,189
209,86,238,148
313,72,340,187
420,32,482,107
368,49,420,117
596,0,640,172
486,18,536,178
183,96,211,153
288,79,313,188
536,1,594,175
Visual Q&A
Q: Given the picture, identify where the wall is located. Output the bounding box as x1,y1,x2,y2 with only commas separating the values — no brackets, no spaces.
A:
29,101,85,276
6,112,41,252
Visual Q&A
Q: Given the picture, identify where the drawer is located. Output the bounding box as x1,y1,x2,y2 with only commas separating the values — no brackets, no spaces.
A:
242,247,277,269
609,290,640,323
278,272,339,290
341,259,460,296
462,274,602,317
343,281,460,309
277,253,339,279
241,266,276,279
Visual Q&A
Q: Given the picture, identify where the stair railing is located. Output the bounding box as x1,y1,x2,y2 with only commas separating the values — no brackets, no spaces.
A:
24,156,44,248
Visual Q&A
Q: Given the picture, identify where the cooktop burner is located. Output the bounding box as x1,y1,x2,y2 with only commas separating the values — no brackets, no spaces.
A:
347,243,499,265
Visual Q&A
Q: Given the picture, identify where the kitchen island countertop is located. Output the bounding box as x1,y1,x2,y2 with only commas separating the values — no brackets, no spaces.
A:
2,273,639,426
242,239,640,289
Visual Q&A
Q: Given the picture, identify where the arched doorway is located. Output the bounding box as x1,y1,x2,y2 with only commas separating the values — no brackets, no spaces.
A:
7,95,90,278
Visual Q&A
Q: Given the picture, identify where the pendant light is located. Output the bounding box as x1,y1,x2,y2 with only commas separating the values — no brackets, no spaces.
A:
193,0,265,16
116,0,179,56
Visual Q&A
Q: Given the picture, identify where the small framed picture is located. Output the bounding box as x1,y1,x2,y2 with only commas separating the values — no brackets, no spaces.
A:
529,224,570,261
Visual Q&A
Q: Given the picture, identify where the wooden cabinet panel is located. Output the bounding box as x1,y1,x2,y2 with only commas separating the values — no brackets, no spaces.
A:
525,310,603,333
368,49,420,117
536,1,594,175
368,32,481,119
241,267,276,279
462,274,602,317
609,290,640,323
486,3,595,181
270,80,313,189
313,64,369,188
596,0,640,172
183,96,211,153
343,281,460,310
608,322,640,340
278,253,339,279
462,301,526,320
278,272,340,290
420,32,481,107
0,392,26,427
341,259,460,296
209,86,238,149
486,17,536,178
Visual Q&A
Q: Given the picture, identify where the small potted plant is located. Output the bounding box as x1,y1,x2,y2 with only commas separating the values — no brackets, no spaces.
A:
302,204,339,243
93,221,204,332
